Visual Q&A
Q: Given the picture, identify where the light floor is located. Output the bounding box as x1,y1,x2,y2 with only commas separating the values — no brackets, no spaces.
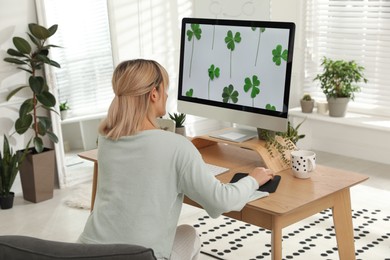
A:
0,150,389,260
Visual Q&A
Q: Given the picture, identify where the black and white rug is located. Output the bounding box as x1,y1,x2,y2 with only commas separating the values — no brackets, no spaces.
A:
187,208,390,260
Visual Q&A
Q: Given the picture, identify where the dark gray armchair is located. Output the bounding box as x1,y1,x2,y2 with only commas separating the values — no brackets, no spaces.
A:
0,236,156,260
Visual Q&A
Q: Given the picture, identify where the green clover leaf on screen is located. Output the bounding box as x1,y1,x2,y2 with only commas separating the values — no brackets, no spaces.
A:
187,24,202,77
208,64,220,98
186,88,193,97
272,44,288,66
222,84,239,103
266,104,276,111
244,75,261,106
187,23,202,41
225,30,241,78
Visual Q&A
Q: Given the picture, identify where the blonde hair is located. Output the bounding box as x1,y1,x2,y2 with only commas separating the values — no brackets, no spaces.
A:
99,59,169,140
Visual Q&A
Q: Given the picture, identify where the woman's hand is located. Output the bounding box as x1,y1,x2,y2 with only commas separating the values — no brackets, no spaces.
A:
248,167,274,186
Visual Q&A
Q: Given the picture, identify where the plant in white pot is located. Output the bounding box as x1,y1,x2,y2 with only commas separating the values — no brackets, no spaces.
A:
314,57,367,117
169,112,186,136
3,23,61,203
59,101,70,120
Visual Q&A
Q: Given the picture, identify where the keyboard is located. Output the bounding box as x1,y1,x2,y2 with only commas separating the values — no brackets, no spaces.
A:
206,163,229,176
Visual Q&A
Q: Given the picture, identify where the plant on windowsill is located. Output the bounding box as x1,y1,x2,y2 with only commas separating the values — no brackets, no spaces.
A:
3,23,61,203
313,57,368,117
300,93,314,113
59,101,70,120
169,112,186,136
262,119,306,166
0,135,30,209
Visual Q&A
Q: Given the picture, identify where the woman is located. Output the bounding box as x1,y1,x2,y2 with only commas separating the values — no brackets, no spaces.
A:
78,59,274,260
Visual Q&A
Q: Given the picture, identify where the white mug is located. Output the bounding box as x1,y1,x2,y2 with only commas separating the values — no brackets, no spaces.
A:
291,150,316,179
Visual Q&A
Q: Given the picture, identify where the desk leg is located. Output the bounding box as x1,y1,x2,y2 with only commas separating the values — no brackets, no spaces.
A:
90,162,98,212
332,188,356,260
271,217,282,260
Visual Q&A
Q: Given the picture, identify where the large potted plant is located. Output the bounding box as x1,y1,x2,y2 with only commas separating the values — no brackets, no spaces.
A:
3,23,61,203
0,136,30,209
314,57,367,117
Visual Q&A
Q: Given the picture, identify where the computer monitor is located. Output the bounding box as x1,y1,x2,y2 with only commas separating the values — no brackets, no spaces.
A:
177,18,295,142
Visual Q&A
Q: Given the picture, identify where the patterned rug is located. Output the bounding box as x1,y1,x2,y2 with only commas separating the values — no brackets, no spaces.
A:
187,208,390,260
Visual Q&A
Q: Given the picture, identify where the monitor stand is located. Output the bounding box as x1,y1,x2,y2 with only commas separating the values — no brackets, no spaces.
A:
209,128,258,143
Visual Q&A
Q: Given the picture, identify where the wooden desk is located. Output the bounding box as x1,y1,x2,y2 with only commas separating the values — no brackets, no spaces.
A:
77,149,98,211
78,137,368,260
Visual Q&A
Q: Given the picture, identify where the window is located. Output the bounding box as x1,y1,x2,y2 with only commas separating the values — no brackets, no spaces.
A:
42,0,114,117
304,0,390,117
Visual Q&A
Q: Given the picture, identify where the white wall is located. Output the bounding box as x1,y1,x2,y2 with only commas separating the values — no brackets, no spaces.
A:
0,0,40,194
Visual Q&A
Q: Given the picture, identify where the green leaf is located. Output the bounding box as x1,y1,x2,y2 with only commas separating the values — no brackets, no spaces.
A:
3,57,26,65
208,64,220,80
29,23,50,40
6,48,26,57
15,115,32,134
49,60,61,68
47,131,59,143
19,99,34,117
186,89,193,97
33,137,44,153
13,37,31,54
6,86,28,101
36,121,47,136
37,116,52,129
29,76,45,94
37,91,56,108
272,44,288,66
222,84,239,103
266,104,276,111
187,24,201,41
47,24,58,37
191,24,202,40
27,32,40,47
243,75,261,99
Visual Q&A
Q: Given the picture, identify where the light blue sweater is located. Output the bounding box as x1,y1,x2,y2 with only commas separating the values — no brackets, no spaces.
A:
78,130,267,259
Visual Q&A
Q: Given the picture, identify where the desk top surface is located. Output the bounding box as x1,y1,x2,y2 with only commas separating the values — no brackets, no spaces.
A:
196,141,368,215
78,139,368,215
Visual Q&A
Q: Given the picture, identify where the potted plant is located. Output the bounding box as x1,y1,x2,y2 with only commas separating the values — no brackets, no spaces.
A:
169,112,186,136
263,119,306,166
0,136,30,209
59,101,70,120
300,93,314,113
314,57,368,117
3,23,61,203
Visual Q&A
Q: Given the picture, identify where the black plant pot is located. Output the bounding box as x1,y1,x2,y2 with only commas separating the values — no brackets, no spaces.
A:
0,192,15,210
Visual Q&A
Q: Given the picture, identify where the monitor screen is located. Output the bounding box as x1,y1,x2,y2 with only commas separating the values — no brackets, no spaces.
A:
177,18,295,138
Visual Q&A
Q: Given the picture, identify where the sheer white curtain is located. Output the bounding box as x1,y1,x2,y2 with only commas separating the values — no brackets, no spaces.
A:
304,0,390,117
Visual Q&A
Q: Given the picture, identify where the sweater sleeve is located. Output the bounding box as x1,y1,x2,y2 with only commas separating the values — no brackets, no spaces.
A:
177,142,269,218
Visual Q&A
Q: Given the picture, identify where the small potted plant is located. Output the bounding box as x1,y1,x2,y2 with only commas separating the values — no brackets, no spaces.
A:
314,57,367,117
169,112,186,136
0,135,30,209
300,93,314,113
59,101,70,120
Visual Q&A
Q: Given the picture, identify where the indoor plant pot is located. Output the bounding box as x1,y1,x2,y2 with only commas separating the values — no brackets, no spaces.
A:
19,148,55,203
169,112,187,136
0,135,29,209
3,23,61,202
314,57,367,117
327,97,350,117
0,192,15,210
300,94,314,113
